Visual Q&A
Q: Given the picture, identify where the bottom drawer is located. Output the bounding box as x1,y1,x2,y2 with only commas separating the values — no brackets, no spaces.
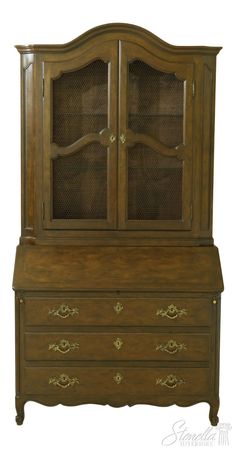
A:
23,367,210,397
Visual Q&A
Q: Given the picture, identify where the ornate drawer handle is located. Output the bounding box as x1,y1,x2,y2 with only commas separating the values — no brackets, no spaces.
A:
156,374,185,389
49,373,79,389
120,133,126,144
113,337,123,350
113,372,123,384
156,339,187,354
113,302,123,314
48,303,79,319
48,339,80,354
109,134,116,143
156,304,187,320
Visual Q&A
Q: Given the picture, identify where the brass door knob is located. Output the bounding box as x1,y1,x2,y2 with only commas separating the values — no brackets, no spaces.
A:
120,133,126,144
109,134,116,143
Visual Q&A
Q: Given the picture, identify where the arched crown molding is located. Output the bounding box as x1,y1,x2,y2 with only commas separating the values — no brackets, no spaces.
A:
15,23,222,55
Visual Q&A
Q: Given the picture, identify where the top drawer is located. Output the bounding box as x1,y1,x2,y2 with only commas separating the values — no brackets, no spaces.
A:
24,297,212,326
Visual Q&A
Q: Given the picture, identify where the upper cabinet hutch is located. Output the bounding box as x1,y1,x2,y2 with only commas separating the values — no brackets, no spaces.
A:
13,24,223,425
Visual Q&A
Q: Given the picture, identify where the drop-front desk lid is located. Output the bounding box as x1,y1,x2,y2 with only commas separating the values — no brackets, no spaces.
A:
13,245,224,292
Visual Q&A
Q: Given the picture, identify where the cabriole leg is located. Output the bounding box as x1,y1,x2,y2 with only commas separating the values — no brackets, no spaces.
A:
16,397,25,425
209,398,219,426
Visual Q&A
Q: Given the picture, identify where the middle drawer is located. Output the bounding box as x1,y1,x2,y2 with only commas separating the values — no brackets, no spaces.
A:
25,332,210,361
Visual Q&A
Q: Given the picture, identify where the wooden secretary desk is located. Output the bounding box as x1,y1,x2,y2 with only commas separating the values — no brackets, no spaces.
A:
13,23,224,425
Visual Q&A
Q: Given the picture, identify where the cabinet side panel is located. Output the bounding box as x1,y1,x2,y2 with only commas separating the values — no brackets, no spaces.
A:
201,59,215,233
21,54,35,242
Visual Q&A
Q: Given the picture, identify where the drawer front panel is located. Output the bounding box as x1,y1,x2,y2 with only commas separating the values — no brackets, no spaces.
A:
23,367,210,396
25,332,210,361
24,298,211,326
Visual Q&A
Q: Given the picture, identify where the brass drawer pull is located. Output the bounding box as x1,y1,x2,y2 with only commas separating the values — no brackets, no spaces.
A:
113,372,123,384
48,303,79,319
156,374,185,389
48,339,80,354
156,339,187,354
113,337,123,350
120,133,126,144
49,373,79,389
109,134,116,143
156,304,187,320
114,301,123,314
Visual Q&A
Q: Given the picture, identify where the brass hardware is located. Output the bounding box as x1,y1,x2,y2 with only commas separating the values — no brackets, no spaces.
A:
48,303,79,319
48,339,80,354
156,374,186,389
113,372,123,384
156,339,187,355
114,302,123,314
49,373,79,389
19,298,24,304
156,304,187,320
213,299,217,304
113,337,123,350
109,134,116,143
120,133,126,144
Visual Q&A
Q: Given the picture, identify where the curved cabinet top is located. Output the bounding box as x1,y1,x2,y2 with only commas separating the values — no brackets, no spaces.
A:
15,23,222,55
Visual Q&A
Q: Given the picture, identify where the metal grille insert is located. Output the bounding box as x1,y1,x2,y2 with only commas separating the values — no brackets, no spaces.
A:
53,60,108,147
53,143,107,220
128,60,184,147
128,144,182,220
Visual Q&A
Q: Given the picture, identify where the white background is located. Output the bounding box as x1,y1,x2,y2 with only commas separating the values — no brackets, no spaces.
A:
0,0,235,447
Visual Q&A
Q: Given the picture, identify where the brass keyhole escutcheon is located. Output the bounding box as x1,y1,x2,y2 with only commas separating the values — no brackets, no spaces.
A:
113,372,123,384
114,302,123,314
113,337,123,350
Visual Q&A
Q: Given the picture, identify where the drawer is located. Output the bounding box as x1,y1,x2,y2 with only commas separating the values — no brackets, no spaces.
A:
24,297,211,326
23,367,210,397
25,332,210,361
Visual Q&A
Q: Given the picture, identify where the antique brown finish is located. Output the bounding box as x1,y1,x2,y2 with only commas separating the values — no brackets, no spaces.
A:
24,296,212,326
13,23,223,426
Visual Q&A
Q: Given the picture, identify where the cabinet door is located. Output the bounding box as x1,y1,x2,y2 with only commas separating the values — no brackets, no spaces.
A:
118,42,193,230
43,42,117,229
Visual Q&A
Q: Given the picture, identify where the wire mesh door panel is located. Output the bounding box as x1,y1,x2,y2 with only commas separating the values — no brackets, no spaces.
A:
118,41,193,230
53,60,108,147
128,60,184,147
52,62,108,221
43,42,117,229
128,145,183,221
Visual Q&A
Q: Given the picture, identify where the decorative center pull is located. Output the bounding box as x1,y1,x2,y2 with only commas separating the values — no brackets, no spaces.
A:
156,374,186,389
156,339,187,354
113,372,123,384
113,337,123,350
114,302,123,314
48,304,79,319
48,339,80,354
156,304,187,320
49,373,79,389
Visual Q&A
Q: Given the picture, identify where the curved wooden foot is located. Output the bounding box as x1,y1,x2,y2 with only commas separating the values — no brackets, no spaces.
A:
209,398,219,426
16,397,25,425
